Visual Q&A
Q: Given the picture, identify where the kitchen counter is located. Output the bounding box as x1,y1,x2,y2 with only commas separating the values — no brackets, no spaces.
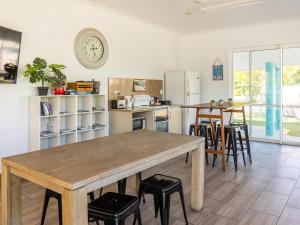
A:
109,105,182,135
109,105,178,113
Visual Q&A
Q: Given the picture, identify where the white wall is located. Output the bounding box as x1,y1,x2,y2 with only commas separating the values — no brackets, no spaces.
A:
0,0,181,160
181,18,300,103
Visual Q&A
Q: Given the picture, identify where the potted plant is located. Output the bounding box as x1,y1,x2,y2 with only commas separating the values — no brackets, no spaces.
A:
228,98,233,104
210,100,216,107
48,64,67,95
23,57,50,96
219,99,224,105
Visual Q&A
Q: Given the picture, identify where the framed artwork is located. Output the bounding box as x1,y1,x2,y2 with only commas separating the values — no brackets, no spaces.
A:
133,79,147,92
212,58,223,81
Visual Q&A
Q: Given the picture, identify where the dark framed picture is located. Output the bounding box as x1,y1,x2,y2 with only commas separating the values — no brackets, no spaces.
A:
212,64,223,81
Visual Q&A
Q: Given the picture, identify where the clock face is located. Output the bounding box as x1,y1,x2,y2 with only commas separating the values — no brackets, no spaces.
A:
83,36,104,62
74,28,108,69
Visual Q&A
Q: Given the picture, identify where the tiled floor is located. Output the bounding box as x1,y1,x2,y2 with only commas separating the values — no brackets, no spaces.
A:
1,141,300,225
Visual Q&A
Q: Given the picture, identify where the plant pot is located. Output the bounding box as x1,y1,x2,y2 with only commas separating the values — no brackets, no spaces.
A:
53,87,65,95
37,87,49,96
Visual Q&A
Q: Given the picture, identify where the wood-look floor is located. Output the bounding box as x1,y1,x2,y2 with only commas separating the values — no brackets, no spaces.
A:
2,141,300,225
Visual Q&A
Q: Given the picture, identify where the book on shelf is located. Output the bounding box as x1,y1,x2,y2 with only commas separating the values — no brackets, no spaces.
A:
92,123,106,129
41,102,53,116
40,131,58,138
60,129,76,134
77,126,91,131
92,107,105,111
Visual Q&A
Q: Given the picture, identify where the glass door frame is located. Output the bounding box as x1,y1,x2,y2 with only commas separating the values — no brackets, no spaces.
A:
230,44,300,146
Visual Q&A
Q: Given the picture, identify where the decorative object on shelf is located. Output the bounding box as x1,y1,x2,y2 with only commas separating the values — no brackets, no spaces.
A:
133,79,147,92
228,98,233,104
48,64,67,95
67,81,93,93
92,79,100,94
219,99,224,105
74,28,109,69
210,100,216,107
23,57,67,96
212,58,223,81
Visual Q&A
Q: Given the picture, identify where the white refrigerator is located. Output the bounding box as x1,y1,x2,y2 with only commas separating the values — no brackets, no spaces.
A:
164,71,201,135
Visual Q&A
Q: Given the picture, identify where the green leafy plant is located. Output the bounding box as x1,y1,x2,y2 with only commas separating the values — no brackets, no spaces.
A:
23,57,49,87
23,58,67,87
48,64,67,87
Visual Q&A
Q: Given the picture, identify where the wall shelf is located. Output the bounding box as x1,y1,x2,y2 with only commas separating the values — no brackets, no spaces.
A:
29,94,108,151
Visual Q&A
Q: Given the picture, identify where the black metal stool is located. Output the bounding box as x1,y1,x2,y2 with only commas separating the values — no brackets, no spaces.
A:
230,123,252,164
89,192,142,225
222,125,246,171
40,189,100,225
136,174,188,225
185,122,213,163
40,178,127,225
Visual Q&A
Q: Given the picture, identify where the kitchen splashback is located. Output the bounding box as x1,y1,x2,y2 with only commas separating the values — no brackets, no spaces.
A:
108,78,163,103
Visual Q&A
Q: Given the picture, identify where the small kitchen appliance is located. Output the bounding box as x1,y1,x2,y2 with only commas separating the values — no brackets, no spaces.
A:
111,100,126,109
124,95,134,108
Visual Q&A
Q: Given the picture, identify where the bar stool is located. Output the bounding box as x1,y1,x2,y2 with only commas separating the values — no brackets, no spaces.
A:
185,122,213,163
40,178,127,225
225,107,252,164
89,192,142,225
230,123,252,164
214,125,245,171
135,174,188,225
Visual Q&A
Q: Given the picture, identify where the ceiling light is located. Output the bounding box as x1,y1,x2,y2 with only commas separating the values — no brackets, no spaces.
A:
200,0,265,13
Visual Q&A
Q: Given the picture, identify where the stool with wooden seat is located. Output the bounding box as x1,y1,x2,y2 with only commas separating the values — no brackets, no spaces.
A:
135,174,188,225
89,192,142,225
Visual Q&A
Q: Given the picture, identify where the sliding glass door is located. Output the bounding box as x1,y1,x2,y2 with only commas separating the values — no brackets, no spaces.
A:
233,47,300,145
282,48,300,144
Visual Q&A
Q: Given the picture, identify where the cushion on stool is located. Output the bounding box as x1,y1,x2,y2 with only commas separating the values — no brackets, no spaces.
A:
88,192,138,220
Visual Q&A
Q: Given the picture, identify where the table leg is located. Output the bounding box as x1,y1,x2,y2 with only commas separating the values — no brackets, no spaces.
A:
1,164,21,225
191,141,205,211
62,187,88,225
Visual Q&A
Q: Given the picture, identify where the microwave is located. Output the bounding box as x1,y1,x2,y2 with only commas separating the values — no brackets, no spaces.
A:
111,100,126,109
133,117,146,130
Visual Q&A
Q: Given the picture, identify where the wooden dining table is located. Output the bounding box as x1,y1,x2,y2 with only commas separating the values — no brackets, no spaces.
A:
2,130,205,225
182,101,247,172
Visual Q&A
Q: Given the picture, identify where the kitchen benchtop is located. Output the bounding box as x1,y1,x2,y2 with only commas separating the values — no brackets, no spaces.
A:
109,105,179,113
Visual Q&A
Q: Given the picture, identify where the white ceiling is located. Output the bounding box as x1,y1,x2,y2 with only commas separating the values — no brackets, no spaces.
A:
84,0,300,33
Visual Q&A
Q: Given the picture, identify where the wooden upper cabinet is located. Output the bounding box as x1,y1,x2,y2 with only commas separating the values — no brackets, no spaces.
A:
169,107,182,134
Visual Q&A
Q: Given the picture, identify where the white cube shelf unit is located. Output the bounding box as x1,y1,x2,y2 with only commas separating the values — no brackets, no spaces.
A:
29,94,107,151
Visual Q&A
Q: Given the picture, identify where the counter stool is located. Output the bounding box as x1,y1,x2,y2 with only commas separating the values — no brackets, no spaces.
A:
135,174,188,225
89,192,142,225
220,125,246,171
185,122,213,164
40,178,127,225
230,123,252,164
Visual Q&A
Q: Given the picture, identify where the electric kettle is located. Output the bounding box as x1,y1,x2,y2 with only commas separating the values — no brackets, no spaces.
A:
124,96,134,108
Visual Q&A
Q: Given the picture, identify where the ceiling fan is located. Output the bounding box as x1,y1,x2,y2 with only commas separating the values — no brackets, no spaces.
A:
185,0,265,15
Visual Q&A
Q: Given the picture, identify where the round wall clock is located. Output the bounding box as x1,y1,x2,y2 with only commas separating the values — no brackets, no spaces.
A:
74,28,109,69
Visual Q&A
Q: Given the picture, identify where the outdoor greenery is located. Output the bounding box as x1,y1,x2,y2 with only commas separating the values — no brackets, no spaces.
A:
233,65,300,139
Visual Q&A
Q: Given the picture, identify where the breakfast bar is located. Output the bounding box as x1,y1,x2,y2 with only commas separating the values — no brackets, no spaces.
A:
2,130,205,225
